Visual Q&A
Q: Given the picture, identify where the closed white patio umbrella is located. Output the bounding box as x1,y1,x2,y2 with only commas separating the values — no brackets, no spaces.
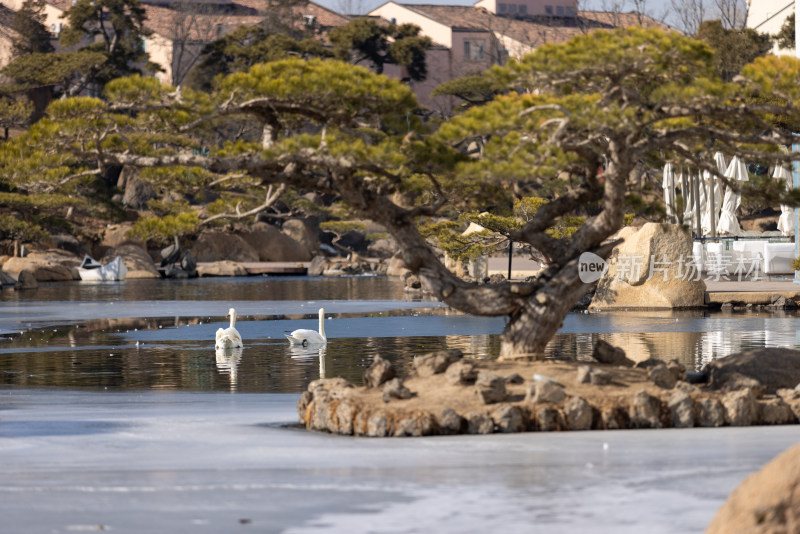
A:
717,155,749,235
773,164,794,236
662,163,677,223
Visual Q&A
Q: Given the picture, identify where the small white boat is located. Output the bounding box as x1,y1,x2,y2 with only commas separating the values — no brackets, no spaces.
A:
77,255,127,281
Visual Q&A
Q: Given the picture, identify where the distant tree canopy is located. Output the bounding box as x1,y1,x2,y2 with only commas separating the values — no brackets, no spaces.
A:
776,12,795,51
11,0,54,58
186,18,431,91
184,26,334,91
696,20,773,81
329,18,431,81
6,28,800,356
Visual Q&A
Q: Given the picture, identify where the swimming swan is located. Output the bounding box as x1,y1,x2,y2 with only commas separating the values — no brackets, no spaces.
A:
285,307,327,346
216,308,243,349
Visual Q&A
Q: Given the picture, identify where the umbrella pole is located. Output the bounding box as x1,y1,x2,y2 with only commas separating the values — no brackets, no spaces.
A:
709,175,717,238
693,173,702,236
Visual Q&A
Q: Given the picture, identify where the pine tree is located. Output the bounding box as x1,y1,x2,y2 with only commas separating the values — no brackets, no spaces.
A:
11,0,54,58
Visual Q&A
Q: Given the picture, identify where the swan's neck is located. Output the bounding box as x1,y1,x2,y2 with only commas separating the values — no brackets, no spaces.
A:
229,312,236,329
318,311,326,339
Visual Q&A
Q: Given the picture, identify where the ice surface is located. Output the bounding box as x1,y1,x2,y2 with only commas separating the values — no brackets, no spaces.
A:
1,389,798,533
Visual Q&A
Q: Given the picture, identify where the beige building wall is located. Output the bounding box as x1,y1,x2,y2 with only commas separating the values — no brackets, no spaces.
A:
475,0,577,17
746,1,793,55
370,1,453,47
145,33,174,85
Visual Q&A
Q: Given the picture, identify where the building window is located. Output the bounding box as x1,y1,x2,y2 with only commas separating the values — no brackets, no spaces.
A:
498,3,506,13
519,4,527,14
545,6,553,14
556,6,564,15
508,4,516,13
464,39,486,62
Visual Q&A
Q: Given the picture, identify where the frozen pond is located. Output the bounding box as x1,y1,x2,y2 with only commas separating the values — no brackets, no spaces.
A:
1,389,799,534
1,277,800,391
1,276,800,532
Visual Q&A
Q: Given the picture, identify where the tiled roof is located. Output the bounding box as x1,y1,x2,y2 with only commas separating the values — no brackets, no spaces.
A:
144,4,262,40
392,4,671,48
232,0,349,28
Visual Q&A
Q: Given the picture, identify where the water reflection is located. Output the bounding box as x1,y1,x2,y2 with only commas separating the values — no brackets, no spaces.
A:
215,347,243,390
289,344,327,379
1,277,799,393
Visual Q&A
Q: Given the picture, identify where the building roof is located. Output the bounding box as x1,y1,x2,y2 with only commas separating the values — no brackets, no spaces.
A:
389,4,671,48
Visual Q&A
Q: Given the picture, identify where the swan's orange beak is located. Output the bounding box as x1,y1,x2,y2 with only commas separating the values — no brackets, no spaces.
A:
226,313,230,318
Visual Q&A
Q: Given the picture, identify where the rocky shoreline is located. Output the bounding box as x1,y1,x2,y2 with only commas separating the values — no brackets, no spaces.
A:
297,344,800,437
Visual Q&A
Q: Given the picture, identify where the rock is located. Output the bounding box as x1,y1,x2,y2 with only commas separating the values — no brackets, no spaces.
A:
445,360,477,385
770,294,787,309
0,270,16,288
668,390,695,428
334,400,357,435
589,223,706,309
706,443,800,534
281,218,318,258
563,396,593,430
591,340,634,367
535,405,562,431
195,230,259,263
436,408,464,435
196,261,248,277
102,243,160,279
2,250,78,281
576,365,592,384
576,365,612,385
122,174,155,209
526,377,566,404
630,390,663,428
697,398,726,427
385,256,409,278
711,372,766,397
705,348,800,394
491,404,526,433
367,238,398,259
101,223,142,249
366,411,390,437
364,355,395,388
504,373,524,385
17,270,38,289
723,389,760,426
297,390,313,421
720,302,733,311
307,255,327,276
465,411,494,434
590,369,613,385
413,349,463,377
600,406,630,430
759,398,796,425
393,411,435,437
404,273,421,291
335,229,368,253
51,233,86,256
649,364,677,389
381,378,411,402
475,372,507,404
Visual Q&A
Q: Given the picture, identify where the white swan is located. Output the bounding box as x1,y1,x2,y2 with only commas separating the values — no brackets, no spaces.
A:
285,307,327,346
216,308,243,349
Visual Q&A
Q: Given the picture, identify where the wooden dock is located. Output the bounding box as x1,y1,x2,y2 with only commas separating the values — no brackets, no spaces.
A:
240,262,309,275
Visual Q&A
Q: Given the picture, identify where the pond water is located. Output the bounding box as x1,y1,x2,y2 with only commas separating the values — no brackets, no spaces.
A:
1,276,798,393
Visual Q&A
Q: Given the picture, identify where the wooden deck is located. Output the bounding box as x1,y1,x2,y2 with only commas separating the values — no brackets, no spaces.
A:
240,262,309,275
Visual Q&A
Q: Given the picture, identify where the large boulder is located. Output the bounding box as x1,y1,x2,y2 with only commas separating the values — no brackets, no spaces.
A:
280,218,318,258
122,174,156,209
236,223,311,262
102,243,160,279
706,443,800,534
2,249,79,281
589,223,705,309
194,230,259,263
101,223,144,249
705,348,800,394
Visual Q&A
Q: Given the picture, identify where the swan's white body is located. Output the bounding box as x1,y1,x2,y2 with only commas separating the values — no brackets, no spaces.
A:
286,308,327,346
216,308,243,349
